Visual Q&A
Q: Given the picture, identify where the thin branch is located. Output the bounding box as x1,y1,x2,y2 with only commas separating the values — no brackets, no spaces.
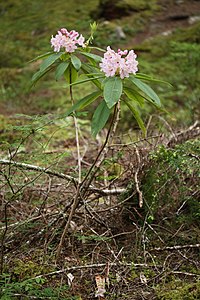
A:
32,262,148,279
56,102,121,259
167,120,200,147
151,243,200,251
145,222,165,244
89,187,126,195
172,271,200,277
134,146,143,208
56,184,81,260
0,159,77,183
97,100,121,168
111,134,163,147
80,103,118,189
0,159,127,197
0,212,57,231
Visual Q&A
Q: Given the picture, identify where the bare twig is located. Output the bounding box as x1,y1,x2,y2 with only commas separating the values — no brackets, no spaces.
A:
32,262,148,279
0,159,77,183
167,120,200,147
151,243,200,251
0,160,127,197
171,271,200,277
56,184,81,260
56,102,122,259
134,146,143,207
89,187,126,195
98,101,121,167
145,222,165,244
81,103,119,190
0,212,57,231
111,134,163,147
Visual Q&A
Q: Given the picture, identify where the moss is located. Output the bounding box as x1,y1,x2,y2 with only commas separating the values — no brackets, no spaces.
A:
93,0,157,20
116,0,157,11
9,257,53,280
156,279,200,299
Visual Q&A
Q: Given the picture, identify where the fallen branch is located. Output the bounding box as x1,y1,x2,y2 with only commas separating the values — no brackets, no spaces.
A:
151,243,200,251
172,271,200,277
33,262,148,279
0,159,77,183
167,120,200,147
0,212,58,231
0,159,126,196
90,187,126,195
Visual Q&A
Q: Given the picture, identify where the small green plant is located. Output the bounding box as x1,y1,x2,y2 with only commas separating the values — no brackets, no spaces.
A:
143,140,200,225
0,273,77,300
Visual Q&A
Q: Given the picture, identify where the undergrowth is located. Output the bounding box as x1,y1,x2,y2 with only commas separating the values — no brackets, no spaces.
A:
143,139,200,227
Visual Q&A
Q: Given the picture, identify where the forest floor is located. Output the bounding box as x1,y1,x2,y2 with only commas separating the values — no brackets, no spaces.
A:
131,0,200,44
0,0,200,299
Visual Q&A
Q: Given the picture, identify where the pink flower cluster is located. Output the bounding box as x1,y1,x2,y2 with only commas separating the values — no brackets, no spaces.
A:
50,28,85,53
100,46,138,79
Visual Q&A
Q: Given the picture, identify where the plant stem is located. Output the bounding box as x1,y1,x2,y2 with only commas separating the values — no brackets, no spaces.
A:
56,100,121,260
56,66,82,260
81,100,121,192
69,67,82,184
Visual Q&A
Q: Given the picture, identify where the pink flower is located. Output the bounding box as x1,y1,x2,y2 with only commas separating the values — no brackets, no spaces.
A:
51,28,85,53
100,46,138,79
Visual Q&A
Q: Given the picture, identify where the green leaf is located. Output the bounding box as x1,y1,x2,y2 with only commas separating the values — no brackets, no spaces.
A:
129,76,162,107
68,76,104,87
81,63,102,89
103,77,123,109
135,73,159,81
71,55,82,71
123,98,146,136
64,64,78,84
135,73,172,86
55,61,70,81
40,53,63,72
66,91,101,116
90,46,105,52
31,67,53,87
91,101,111,137
84,72,103,76
123,87,144,106
80,52,102,63
28,51,54,63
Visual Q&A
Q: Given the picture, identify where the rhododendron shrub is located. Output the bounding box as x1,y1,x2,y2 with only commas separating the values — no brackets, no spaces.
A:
31,24,166,137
